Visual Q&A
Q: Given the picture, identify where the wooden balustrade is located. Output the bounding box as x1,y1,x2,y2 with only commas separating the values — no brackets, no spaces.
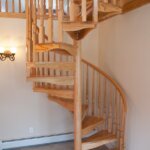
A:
81,59,127,149
0,0,123,19
0,0,25,18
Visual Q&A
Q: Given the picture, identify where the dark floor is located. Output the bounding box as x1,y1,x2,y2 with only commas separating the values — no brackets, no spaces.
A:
10,142,108,150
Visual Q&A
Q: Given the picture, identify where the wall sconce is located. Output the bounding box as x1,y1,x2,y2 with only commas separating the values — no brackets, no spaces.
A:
0,47,17,61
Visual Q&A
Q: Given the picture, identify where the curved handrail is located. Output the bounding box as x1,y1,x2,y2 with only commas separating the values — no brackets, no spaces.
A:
82,59,127,113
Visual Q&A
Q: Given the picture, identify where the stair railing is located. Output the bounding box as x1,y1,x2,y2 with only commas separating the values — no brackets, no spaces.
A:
26,0,77,87
0,0,26,18
82,59,127,150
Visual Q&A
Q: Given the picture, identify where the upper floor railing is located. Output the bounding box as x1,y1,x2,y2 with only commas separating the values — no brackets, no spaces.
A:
0,0,26,18
0,0,122,19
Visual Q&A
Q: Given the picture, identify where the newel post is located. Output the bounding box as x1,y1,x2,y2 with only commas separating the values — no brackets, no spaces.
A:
74,40,82,150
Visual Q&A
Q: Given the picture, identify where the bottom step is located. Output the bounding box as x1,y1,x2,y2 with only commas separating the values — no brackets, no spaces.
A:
82,130,117,150
82,116,104,137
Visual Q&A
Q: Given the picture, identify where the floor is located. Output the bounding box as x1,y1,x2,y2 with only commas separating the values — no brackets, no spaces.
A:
10,142,108,150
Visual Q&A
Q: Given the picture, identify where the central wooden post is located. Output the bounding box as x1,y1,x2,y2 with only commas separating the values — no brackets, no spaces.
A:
74,40,82,150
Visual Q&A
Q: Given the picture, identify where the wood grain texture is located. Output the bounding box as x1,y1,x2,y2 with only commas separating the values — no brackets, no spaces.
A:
63,22,96,32
82,116,104,137
82,130,117,150
35,43,77,56
34,87,74,99
27,76,74,86
48,95,74,112
24,1,128,150
123,0,150,13
27,62,76,71
99,1,122,13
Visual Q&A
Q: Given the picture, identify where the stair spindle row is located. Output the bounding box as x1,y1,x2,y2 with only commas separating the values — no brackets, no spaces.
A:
0,0,24,13
82,60,127,150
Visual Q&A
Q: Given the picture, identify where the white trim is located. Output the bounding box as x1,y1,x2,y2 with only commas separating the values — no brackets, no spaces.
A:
0,141,2,150
2,133,74,149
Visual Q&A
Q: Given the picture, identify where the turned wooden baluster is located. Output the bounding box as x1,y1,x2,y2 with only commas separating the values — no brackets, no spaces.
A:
103,78,107,130
66,0,69,16
39,0,45,43
82,0,87,22
56,0,58,17
93,0,98,22
0,0,1,12
58,0,63,42
26,0,29,78
98,74,102,118
19,0,21,13
108,83,113,133
120,97,126,150
26,0,34,77
37,0,40,15
92,69,95,116
48,0,53,42
85,64,89,116
5,0,8,12
33,0,39,84
26,0,29,60
69,0,76,21
12,0,15,12
32,0,37,62
26,0,33,63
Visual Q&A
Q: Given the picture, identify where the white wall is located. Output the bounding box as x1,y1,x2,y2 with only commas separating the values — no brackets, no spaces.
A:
81,26,100,66
0,18,73,141
98,4,150,150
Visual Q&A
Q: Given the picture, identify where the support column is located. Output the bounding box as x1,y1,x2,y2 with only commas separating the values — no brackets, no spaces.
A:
74,40,82,150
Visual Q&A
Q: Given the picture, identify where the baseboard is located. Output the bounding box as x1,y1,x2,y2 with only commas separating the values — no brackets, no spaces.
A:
0,141,2,150
1,133,74,150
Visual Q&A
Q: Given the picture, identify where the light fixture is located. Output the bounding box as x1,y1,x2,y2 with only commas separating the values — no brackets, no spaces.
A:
0,47,17,61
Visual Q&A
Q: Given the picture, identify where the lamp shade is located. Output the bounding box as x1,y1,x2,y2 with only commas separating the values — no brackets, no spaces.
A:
0,47,4,53
10,47,17,54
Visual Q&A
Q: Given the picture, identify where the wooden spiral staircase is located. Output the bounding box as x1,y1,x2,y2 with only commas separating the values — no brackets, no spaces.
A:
25,0,127,150
0,0,126,149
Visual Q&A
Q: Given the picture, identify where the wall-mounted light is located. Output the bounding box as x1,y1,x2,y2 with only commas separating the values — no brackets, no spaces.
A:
0,47,17,61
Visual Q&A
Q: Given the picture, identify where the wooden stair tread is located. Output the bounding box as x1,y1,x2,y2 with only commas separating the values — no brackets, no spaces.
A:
82,130,117,150
27,76,74,86
48,95,74,112
63,22,96,32
27,62,75,71
82,116,104,136
48,95,88,113
35,42,77,56
33,87,74,99
99,2,122,13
